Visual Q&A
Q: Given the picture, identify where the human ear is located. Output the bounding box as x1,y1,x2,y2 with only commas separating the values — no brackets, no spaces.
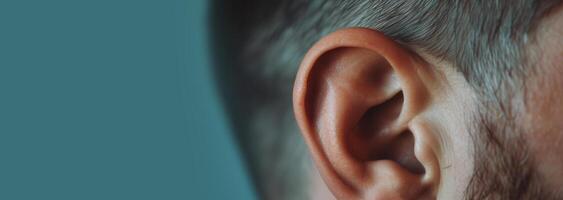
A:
293,28,440,199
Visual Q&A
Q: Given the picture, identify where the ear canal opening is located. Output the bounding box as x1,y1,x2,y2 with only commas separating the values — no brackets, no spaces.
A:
352,91,426,175
357,91,404,140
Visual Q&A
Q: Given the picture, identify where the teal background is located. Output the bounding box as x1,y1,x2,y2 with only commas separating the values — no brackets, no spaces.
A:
0,0,255,199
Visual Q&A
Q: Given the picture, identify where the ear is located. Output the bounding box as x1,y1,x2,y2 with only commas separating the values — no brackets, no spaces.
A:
293,28,440,199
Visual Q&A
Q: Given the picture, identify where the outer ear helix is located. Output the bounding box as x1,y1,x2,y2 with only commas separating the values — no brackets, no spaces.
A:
293,28,438,200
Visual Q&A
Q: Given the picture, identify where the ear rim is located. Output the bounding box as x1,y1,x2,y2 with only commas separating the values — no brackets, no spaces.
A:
293,28,436,199
294,28,426,126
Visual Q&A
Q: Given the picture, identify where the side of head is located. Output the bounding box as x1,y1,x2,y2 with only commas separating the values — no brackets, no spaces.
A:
212,1,563,199
293,29,446,199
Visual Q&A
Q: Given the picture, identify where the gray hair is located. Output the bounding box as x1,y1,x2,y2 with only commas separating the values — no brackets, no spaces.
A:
211,1,560,199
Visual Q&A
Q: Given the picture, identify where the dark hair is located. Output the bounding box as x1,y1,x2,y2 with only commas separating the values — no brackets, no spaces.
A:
211,1,560,199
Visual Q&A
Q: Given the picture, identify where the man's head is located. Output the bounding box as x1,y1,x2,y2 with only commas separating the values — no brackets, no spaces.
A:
212,1,563,199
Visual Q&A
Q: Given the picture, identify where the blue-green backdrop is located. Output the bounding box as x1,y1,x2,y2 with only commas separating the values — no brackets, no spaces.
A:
0,0,256,199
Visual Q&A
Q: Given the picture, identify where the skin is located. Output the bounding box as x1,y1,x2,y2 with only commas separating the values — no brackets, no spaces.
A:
294,5,563,200
524,5,563,196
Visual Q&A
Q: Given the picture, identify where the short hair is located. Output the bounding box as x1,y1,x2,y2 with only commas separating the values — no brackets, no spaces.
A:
211,1,560,199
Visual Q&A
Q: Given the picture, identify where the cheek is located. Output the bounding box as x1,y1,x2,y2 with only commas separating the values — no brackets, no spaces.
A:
524,41,563,191
527,34,563,145
527,3,563,141
528,62,563,141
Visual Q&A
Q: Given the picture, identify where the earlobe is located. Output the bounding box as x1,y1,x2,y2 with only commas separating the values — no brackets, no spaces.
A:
293,28,439,199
